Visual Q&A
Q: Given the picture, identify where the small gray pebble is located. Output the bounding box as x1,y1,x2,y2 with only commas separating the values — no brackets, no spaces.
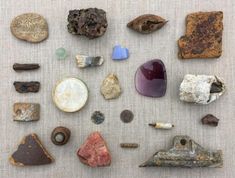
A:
91,111,105,124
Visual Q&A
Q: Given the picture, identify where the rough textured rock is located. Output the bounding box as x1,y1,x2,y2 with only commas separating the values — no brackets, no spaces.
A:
67,8,108,39
127,14,167,34
179,74,225,104
100,73,122,100
9,133,54,166
77,132,111,167
13,81,40,93
178,11,223,59
76,54,104,68
10,13,48,43
201,114,219,127
13,103,40,122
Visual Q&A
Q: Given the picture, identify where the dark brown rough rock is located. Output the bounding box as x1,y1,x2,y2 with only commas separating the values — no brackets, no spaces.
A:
127,14,167,34
178,11,223,59
14,81,40,93
9,133,54,166
201,114,219,127
77,132,111,167
13,63,40,71
67,8,108,39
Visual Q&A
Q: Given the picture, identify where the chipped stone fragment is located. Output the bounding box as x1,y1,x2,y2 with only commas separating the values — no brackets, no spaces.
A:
178,11,223,59
52,77,88,112
127,14,167,34
67,8,108,39
76,55,104,68
9,133,54,166
13,103,40,122
201,114,219,127
14,81,40,93
139,135,223,168
77,132,111,167
10,13,48,43
179,74,225,104
100,73,122,100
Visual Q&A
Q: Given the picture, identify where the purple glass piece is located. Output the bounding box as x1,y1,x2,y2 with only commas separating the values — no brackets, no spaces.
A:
135,59,167,97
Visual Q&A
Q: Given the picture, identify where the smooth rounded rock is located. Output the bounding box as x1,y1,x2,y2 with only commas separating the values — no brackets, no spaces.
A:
135,59,167,97
52,78,88,112
10,13,48,43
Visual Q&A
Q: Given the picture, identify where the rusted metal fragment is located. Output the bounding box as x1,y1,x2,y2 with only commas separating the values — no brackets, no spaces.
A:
127,14,167,34
140,135,223,168
178,11,223,59
201,114,219,127
51,126,71,146
9,133,54,166
13,103,40,122
14,81,40,93
13,63,40,71
120,143,139,148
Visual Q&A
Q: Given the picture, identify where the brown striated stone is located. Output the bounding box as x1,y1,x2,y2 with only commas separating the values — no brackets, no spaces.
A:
178,11,223,59
77,132,111,167
9,133,54,166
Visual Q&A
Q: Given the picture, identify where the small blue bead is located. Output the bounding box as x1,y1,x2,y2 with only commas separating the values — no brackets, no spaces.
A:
112,45,129,61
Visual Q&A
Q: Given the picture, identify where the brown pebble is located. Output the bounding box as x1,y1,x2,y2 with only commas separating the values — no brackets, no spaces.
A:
120,143,139,148
13,81,40,93
201,114,219,127
120,110,134,123
13,63,40,71
51,126,71,146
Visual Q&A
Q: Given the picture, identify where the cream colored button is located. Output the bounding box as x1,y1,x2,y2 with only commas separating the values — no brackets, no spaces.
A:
53,78,88,112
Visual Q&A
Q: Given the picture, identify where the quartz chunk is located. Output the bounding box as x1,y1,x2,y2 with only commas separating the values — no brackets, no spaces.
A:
9,134,54,166
100,73,122,100
112,45,129,61
135,59,167,97
13,103,40,122
76,55,104,68
77,132,111,167
179,74,225,104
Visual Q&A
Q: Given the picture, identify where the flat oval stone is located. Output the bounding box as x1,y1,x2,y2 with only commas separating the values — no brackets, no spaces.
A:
10,13,48,43
52,78,88,112
135,59,167,97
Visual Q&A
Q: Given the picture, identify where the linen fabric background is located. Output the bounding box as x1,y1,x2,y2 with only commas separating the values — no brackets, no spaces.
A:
0,0,235,178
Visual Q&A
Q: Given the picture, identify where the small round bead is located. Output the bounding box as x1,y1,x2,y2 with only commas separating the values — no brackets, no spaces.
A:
51,126,71,146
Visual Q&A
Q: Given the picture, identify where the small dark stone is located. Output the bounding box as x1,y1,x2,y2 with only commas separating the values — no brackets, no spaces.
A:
51,126,71,146
13,63,40,71
201,114,219,127
13,81,40,93
120,110,134,123
91,111,105,124
67,8,108,39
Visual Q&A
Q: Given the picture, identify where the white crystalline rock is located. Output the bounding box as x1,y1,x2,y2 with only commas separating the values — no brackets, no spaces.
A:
179,74,225,104
76,54,104,68
53,78,88,112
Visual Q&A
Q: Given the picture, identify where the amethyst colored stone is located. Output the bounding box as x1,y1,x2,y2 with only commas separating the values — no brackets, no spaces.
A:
135,59,167,97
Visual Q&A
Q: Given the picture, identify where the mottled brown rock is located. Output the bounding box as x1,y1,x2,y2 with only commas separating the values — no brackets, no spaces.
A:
14,81,40,93
13,63,40,71
77,132,111,167
51,126,71,146
127,14,167,34
13,103,40,122
178,11,223,59
67,8,108,39
201,114,219,127
10,13,48,43
9,133,54,166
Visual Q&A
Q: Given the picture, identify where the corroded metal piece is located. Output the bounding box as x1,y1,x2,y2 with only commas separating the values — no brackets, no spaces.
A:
13,63,40,71
139,135,223,168
14,81,40,93
120,143,139,148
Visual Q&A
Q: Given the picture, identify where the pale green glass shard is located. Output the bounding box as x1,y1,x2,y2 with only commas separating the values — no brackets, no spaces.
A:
55,48,68,60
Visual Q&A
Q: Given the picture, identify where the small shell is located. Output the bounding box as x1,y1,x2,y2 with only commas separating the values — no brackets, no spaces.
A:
179,74,225,104
52,77,88,112
76,55,104,68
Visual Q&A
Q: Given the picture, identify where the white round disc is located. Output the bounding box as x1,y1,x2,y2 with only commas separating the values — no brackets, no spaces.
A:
53,78,88,112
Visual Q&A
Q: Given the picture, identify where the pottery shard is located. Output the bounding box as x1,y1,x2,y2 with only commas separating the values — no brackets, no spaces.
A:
101,73,122,100
9,133,54,166
13,103,40,122
10,13,48,43
179,74,225,104
77,132,111,167
127,14,167,34
178,11,223,59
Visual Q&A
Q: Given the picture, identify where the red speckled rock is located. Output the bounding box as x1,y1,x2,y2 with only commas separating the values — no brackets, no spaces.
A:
77,132,111,167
